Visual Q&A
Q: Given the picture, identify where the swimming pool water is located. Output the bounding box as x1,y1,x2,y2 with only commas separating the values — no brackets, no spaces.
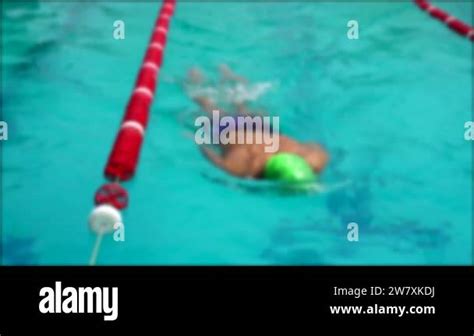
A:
2,1,473,265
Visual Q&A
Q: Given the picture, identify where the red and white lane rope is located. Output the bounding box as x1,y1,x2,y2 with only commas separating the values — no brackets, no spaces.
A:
88,0,177,265
414,0,474,42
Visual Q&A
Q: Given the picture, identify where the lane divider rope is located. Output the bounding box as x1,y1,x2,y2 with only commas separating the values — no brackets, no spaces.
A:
414,0,474,41
88,0,177,265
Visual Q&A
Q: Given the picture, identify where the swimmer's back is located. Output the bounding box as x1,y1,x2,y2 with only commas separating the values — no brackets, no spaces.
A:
222,135,271,178
221,131,328,178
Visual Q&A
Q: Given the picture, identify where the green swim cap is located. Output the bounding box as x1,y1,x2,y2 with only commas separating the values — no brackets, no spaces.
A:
263,153,316,184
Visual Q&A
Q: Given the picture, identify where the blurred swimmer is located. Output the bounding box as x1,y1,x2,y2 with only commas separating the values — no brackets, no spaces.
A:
184,65,329,184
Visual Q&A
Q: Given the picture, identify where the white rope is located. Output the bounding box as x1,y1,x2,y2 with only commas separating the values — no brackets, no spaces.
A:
89,231,105,266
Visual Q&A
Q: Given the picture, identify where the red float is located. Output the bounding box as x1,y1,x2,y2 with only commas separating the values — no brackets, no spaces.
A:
95,183,129,210
103,0,177,184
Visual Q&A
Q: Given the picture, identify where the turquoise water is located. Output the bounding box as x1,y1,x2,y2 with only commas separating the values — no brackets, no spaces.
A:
1,1,472,265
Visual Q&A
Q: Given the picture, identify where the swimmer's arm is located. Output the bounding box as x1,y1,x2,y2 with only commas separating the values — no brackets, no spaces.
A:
219,64,248,84
301,143,329,172
193,96,218,115
193,96,229,117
